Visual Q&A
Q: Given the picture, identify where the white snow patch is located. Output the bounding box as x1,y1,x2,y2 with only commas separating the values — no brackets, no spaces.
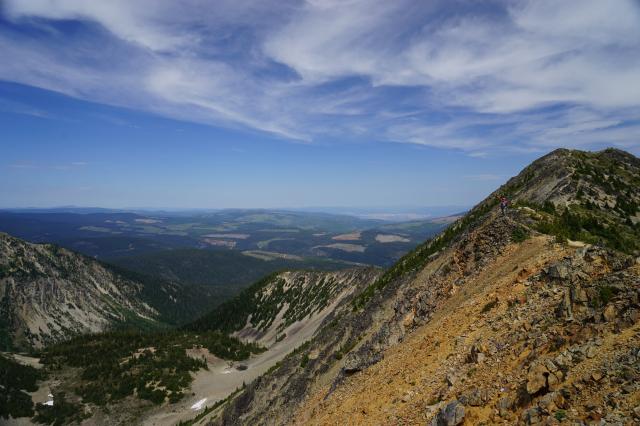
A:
190,398,207,411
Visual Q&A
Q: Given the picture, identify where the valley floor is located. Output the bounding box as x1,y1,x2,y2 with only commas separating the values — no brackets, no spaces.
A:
139,282,358,425
4,324,322,426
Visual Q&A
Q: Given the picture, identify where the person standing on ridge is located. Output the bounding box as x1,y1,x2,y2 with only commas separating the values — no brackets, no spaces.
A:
499,196,509,216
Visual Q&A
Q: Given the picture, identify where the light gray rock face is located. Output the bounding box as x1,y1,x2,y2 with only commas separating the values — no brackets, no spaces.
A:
230,269,380,347
0,232,159,349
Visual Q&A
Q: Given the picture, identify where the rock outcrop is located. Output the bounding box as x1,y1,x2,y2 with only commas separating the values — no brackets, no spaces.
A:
0,232,160,349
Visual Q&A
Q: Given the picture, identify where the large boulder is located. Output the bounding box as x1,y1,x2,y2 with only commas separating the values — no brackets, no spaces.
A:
526,362,549,394
342,355,364,374
467,343,487,364
548,263,570,279
603,304,617,322
430,400,465,426
526,361,564,395
460,387,488,407
342,350,382,374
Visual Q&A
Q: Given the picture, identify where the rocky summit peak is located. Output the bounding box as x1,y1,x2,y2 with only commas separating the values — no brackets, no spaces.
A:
487,147,640,255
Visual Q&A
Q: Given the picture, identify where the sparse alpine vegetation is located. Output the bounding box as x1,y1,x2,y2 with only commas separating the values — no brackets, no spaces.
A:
352,200,497,310
3,148,639,426
511,149,640,254
10,267,378,425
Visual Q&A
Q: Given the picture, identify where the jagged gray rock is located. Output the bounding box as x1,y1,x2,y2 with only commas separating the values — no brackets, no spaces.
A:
430,400,465,426
548,263,570,279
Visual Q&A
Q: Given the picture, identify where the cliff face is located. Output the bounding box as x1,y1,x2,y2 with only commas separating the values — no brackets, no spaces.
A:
211,148,640,425
0,233,159,350
228,269,383,347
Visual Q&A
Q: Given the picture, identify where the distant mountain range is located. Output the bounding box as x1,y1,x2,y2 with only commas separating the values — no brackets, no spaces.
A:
0,208,455,267
0,205,469,221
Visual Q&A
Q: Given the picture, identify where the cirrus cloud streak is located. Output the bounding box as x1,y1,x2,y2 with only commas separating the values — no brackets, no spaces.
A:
1,0,639,154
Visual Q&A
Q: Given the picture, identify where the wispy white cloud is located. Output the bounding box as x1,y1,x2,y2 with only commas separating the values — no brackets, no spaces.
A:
7,161,88,170
5,0,202,51
1,0,639,154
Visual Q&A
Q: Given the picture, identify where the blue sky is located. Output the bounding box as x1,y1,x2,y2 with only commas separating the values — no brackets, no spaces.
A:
1,0,639,209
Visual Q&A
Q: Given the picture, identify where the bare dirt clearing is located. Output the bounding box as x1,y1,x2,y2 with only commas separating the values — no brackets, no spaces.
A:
202,233,250,239
314,243,366,253
332,232,362,241
241,250,303,261
375,234,410,243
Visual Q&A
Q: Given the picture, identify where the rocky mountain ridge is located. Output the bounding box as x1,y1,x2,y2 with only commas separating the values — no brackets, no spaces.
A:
208,148,640,425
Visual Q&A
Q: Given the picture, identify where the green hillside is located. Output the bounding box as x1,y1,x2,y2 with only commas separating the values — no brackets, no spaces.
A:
103,264,220,326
